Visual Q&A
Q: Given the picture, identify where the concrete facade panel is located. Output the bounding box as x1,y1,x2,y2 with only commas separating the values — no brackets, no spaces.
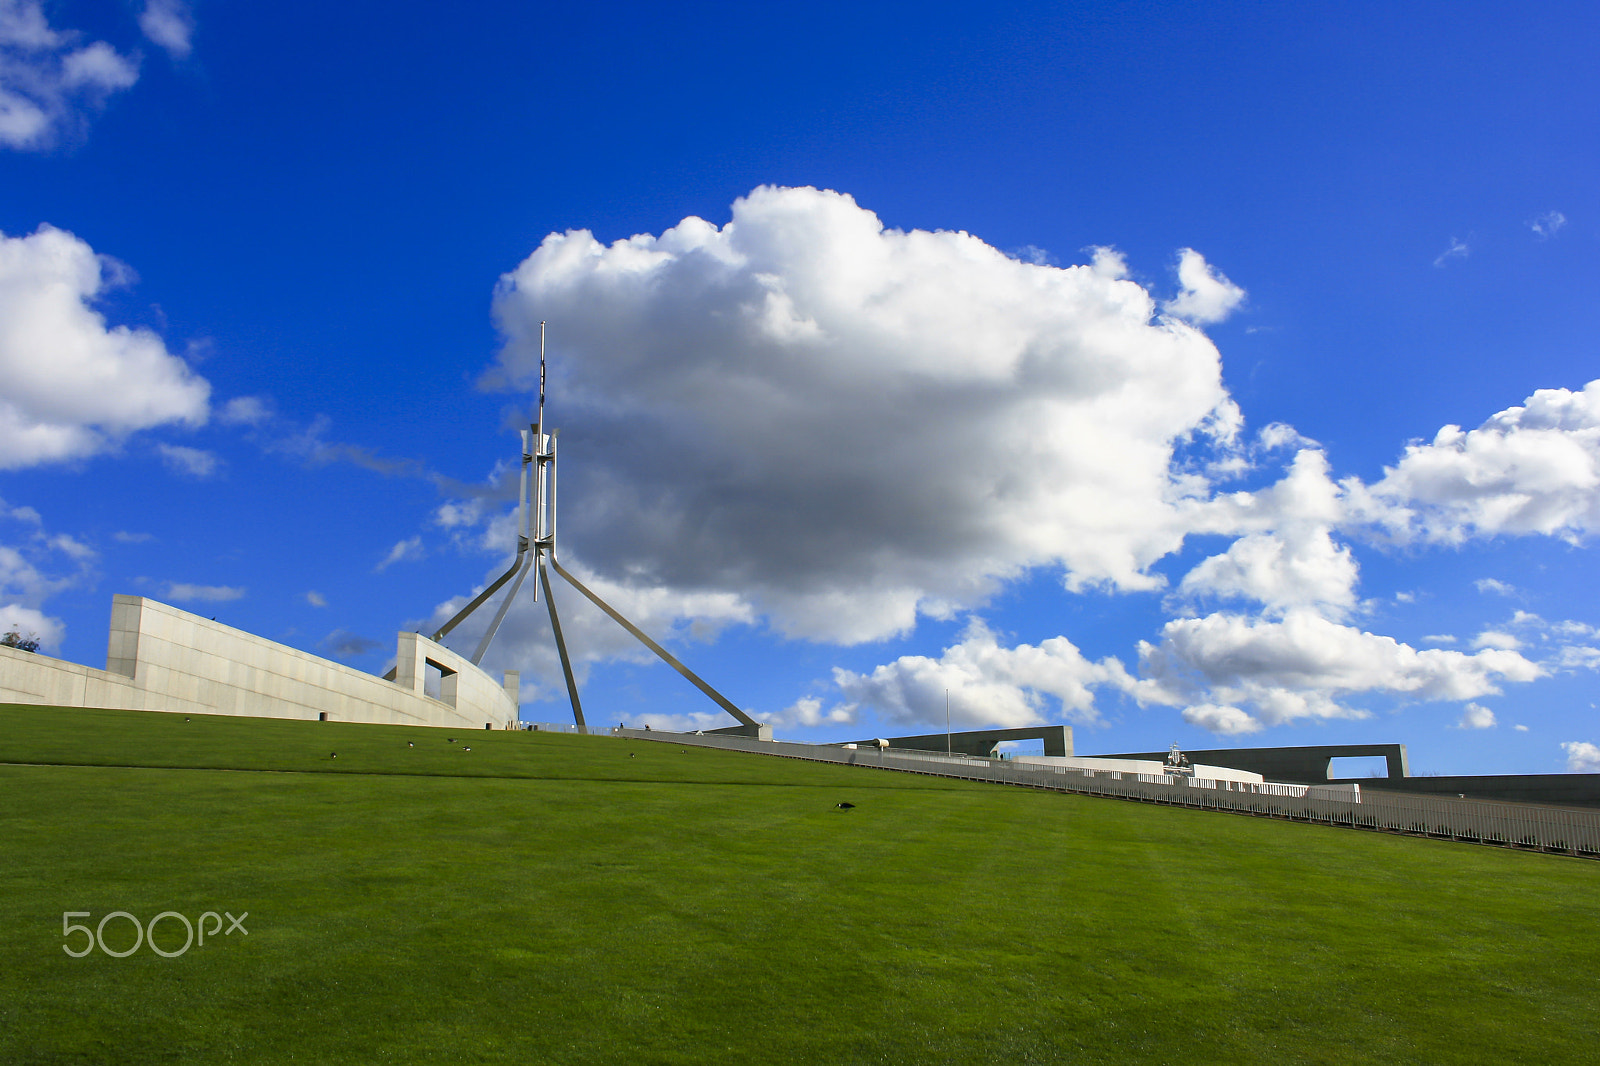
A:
1011,755,1266,783
1352,774,1600,809
0,597,518,731
1096,744,1410,783
858,725,1074,758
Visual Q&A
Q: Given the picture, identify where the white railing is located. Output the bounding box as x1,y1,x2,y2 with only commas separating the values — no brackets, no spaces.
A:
613,729,1600,856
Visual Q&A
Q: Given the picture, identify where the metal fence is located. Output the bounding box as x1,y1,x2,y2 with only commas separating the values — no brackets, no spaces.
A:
614,728,1600,857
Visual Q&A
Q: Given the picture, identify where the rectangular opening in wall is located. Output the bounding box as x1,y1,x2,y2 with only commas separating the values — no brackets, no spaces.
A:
319,712,327,721
1329,756,1390,779
424,658,458,707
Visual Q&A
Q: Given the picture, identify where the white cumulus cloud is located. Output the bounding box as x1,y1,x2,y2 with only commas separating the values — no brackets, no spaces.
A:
1555,645,1600,670
0,500,96,648
1529,211,1566,239
1457,702,1497,729
1176,449,1361,618
137,0,193,59
163,582,245,604
832,617,1146,730
0,602,62,648
772,695,857,730
1562,741,1600,772
1178,526,1358,618
219,396,272,426
1139,608,1543,732
1357,381,1600,545
485,185,1240,644
1180,382,1600,586
157,443,220,478
0,225,209,467
0,540,65,624
0,1,140,149
1161,248,1245,325
59,41,138,92
1181,703,1261,735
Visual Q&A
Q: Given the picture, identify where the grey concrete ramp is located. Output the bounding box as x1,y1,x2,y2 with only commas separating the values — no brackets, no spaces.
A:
851,725,1073,758
1351,773,1600,809
1094,744,1409,783
1097,743,1600,807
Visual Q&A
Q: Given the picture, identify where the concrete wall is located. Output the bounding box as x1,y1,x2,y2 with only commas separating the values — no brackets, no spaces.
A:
0,595,517,731
1010,755,1265,784
0,639,144,709
1345,774,1600,810
855,725,1074,758
1092,743,1600,807
1095,744,1409,783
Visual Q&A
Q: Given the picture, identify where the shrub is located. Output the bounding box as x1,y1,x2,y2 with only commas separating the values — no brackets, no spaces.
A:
2,630,41,653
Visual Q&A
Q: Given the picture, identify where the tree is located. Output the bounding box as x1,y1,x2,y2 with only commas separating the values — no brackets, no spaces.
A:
2,630,41,653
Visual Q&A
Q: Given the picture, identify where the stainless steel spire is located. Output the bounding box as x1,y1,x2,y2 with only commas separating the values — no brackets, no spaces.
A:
430,323,761,737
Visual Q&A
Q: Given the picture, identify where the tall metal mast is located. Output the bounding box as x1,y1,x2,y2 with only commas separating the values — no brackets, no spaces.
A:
428,322,761,738
529,323,586,733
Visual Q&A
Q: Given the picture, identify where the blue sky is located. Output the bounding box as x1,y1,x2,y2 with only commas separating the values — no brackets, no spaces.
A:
2,0,1598,774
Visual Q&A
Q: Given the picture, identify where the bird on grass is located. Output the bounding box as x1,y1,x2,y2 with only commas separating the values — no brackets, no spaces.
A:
628,753,636,758
447,738,456,743
331,753,338,759
407,741,414,748
834,802,855,810
464,747,471,752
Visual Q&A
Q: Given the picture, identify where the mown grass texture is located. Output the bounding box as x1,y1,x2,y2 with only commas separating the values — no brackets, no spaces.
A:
2,704,1597,1064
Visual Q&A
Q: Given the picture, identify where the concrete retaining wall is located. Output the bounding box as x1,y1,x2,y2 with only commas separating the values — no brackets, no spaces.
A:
0,595,517,731
1326,773,1600,809
1011,754,1265,784
853,725,1073,758
1097,744,1409,783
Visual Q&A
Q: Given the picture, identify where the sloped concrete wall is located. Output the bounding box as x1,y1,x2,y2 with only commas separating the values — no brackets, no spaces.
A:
854,725,1074,757
0,640,143,709
1337,773,1600,809
1096,744,1409,783
1011,754,1265,784
0,596,517,730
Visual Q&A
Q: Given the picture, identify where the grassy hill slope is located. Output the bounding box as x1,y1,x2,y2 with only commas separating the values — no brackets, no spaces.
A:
2,704,1597,1064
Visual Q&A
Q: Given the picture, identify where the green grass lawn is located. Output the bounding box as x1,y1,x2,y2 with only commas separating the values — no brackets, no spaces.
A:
2,704,1598,1065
